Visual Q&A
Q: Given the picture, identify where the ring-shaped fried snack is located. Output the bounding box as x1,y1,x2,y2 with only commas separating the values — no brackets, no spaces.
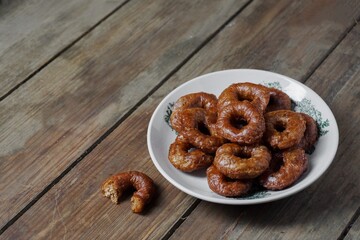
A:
216,101,265,144
218,82,270,112
206,165,252,197
214,143,271,179
170,92,217,132
101,171,156,213
297,113,319,153
259,148,308,190
179,108,225,153
265,87,291,113
168,135,213,172
172,92,218,112
264,110,306,150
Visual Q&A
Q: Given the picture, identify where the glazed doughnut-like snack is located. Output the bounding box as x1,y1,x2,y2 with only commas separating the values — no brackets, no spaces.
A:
172,92,218,112
167,84,319,197
207,165,252,197
170,92,218,133
264,110,306,150
216,101,265,144
297,113,319,153
214,143,271,179
218,82,270,112
101,171,155,213
265,87,291,112
178,108,225,153
168,135,214,172
259,148,308,190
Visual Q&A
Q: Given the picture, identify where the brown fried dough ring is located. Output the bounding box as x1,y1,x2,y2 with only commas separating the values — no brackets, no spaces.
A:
216,101,265,144
297,113,319,153
259,148,308,190
172,92,218,112
265,87,291,112
214,143,271,179
168,135,213,172
178,108,225,153
101,171,155,213
207,165,252,197
264,110,306,150
218,82,270,112
169,110,187,133
170,92,218,133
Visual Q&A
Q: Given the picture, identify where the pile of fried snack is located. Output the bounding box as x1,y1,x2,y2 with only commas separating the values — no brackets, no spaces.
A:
168,82,318,197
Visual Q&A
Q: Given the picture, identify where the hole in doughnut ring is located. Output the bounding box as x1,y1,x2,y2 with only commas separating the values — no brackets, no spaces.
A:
230,115,248,129
197,121,211,136
269,152,284,172
225,176,238,182
274,121,286,132
268,96,278,105
236,92,253,102
234,151,251,159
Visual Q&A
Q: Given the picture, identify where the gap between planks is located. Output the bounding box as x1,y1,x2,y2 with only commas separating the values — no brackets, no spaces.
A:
305,18,360,238
0,0,253,235
338,206,360,240
0,0,131,102
302,15,360,83
161,199,202,240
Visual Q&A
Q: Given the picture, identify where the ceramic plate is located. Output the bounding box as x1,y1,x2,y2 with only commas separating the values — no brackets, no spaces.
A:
147,69,339,204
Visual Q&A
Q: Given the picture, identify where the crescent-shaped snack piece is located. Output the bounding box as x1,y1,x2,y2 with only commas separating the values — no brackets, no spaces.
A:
101,171,156,213
259,148,308,190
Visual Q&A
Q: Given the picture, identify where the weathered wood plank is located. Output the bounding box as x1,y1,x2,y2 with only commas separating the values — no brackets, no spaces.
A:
1,101,196,239
2,0,359,239
169,24,360,240
0,0,127,98
0,0,250,231
345,214,360,240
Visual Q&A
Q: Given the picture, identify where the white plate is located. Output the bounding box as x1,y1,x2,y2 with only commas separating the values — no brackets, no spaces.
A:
147,69,339,204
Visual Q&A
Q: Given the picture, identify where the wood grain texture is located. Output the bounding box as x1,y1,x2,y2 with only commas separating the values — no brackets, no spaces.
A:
1,97,197,239
0,0,127,98
2,0,359,239
345,214,360,240
169,24,360,240
0,0,250,231
169,0,360,82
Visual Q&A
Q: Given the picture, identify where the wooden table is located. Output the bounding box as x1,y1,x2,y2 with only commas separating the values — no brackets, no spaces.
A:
1,0,359,239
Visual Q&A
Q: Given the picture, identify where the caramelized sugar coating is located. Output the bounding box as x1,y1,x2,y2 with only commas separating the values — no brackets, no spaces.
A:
172,92,218,112
218,82,270,112
177,108,225,153
259,148,308,190
167,85,317,197
101,171,155,213
206,165,252,197
297,113,319,153
264,110,306,150
170,92,218,133
214,143,271,179
216,101,265,144
265,87,291,113
168,135,214,172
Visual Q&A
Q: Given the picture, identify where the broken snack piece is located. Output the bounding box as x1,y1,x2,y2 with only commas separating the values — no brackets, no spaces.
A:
101,171,155,213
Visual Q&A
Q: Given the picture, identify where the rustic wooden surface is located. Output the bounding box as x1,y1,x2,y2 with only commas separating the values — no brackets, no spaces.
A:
0,0,249,230
346,215,360,240
0,0,126,98
0,0,359,239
